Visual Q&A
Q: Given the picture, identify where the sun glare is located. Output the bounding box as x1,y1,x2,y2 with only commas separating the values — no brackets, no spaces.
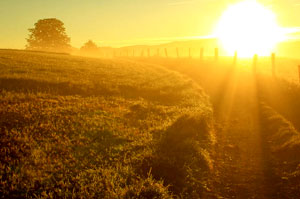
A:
215,0,284,57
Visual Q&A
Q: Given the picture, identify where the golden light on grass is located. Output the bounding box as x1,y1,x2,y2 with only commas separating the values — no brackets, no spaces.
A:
214,0,284,57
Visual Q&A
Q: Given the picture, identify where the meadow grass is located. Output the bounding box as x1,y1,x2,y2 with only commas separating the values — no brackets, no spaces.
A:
260,104,300,198
257,75,300,131
0,50,214,198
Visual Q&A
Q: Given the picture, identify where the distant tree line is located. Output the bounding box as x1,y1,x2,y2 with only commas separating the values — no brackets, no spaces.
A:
26,18,99,53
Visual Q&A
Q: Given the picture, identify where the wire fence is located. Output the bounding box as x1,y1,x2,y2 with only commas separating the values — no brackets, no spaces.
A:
97,47,300,83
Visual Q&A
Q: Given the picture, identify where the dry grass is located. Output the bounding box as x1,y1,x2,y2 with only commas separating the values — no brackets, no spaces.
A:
0,50,214,198
260,104,300,198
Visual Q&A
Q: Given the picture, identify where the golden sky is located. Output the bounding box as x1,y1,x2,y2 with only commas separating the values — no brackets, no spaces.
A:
0,0,299,49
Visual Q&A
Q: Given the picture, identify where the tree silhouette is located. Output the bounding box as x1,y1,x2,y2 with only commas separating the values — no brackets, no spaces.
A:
80,40,99,52
80,40,100,56
26,18,71,52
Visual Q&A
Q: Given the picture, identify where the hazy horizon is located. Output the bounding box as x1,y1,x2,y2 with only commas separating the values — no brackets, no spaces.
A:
1,0,300,49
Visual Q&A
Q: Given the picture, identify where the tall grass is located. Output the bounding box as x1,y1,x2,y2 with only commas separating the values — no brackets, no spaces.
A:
0,50,214,198
257,75,300,131
260,104,300,198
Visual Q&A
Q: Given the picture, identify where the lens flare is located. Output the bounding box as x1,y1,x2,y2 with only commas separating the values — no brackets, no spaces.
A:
214,0,284,57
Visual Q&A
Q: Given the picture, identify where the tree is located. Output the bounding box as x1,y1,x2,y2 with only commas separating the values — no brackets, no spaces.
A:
26,18,71,52
80,40,100,56
80,40,99,52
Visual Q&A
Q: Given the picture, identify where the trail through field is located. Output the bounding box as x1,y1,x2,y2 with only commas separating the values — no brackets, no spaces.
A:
208,68,275,198
153,61,277,198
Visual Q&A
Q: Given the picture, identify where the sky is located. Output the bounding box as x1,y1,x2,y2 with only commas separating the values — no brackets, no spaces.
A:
0,0,300,49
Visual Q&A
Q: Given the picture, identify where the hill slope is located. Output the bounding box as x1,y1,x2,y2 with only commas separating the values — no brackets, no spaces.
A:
0,50,214,198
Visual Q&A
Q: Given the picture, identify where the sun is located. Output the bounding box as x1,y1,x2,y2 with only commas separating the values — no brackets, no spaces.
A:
214,0,284,57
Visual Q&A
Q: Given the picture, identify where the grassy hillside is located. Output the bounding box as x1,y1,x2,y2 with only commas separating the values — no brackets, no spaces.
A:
0,50,214,198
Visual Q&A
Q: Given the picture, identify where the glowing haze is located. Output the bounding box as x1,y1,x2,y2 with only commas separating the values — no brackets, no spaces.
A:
0,0,300,49
214,0,284,57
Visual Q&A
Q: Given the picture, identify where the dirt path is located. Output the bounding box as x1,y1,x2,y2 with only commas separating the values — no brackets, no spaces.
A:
210,68,276,199
161,62,277,198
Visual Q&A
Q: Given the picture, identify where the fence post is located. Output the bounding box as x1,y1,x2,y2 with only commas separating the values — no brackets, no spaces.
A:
215,48,219,61
271,53,276,78
176,48,179,58
165,48,168,58
200,48,204,61
253,54,258,73
141,49,144,57
233,51,237,66
132,49,135,57
126,50,129,57
298,65,300,83
189,48,191,59
157,48,160,57
147,48,150,57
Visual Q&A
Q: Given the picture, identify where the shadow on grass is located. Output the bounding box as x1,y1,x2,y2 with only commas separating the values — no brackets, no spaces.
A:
0,77,187,105
0,77,115,96
138,112,215,197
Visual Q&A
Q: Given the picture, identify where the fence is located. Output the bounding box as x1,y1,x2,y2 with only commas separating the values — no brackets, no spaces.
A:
110,47,300,83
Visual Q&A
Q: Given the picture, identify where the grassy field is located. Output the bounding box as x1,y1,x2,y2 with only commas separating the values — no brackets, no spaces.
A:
2,50,300,198
0,50,215,198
